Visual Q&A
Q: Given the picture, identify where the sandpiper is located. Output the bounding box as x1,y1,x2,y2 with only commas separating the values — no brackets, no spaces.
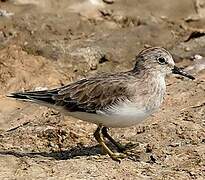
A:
8,47,195,162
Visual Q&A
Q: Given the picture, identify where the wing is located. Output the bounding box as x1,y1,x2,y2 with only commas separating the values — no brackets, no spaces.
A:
9,73,132,113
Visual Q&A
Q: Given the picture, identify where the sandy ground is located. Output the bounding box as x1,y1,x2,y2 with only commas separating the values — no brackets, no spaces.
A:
0,0,205,179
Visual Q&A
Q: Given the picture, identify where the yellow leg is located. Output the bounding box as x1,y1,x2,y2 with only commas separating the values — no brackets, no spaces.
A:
101,127,126,152
94,125,126,162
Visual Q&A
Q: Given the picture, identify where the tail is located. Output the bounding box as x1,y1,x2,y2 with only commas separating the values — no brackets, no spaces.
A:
7,90,58,104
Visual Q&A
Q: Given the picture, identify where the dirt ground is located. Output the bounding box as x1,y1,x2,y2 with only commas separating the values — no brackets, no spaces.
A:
0,0,205,179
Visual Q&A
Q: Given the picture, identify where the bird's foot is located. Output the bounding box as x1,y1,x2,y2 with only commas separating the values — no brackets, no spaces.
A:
123,142,139,152
109,152,127,163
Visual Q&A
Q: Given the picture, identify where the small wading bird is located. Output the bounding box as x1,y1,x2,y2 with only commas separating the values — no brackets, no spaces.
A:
8,47,195,162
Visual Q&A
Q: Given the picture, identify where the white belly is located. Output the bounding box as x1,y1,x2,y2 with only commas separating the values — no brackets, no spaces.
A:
67,101,157,128
69,111,148,128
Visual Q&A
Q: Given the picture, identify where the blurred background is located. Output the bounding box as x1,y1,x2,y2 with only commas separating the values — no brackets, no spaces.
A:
0,0,204,179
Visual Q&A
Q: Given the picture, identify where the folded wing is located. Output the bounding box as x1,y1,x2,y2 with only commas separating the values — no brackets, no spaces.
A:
9,74,131,114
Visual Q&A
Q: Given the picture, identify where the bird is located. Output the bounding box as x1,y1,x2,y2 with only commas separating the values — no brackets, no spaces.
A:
8,47,195,162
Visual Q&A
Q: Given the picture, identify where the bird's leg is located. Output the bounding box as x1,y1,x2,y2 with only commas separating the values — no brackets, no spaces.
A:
94,125,126,162
101,127,126,152
101,127,138,154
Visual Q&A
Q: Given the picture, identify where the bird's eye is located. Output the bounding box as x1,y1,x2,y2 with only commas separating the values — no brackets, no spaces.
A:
157,57,167,65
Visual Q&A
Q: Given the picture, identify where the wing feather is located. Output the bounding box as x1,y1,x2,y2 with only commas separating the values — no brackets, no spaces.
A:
55,74,131,113
9,73,133,113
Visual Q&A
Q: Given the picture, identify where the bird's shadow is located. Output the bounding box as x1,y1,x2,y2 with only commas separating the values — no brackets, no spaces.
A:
0,145,103,160
0,143,142,162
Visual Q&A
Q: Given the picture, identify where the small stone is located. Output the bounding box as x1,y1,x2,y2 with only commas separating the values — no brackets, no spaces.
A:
194,54,203,60
90,64,98,70
184,47,191,51
0,9,14,17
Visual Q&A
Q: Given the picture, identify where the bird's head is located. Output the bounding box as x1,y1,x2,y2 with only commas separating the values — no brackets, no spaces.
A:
134,47,195,80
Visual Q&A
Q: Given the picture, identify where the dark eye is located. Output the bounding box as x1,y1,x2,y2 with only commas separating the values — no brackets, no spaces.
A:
157,57,167,65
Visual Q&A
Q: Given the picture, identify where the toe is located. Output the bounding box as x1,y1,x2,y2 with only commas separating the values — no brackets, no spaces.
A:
110,153,127,162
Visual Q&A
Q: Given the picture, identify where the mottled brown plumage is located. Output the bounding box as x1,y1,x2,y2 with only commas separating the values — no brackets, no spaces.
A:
11,72,136,113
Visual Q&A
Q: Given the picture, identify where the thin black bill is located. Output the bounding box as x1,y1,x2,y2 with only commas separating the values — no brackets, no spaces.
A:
172,66,195,80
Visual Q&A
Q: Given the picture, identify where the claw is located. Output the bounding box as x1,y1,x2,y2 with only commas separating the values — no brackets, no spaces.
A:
110,152,127,163
123,142,139,152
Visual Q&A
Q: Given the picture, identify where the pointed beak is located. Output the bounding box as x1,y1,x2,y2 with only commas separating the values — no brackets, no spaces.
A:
172,66,195,80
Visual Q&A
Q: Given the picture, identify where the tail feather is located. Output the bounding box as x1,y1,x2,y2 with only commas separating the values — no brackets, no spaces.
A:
7,90,57,104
